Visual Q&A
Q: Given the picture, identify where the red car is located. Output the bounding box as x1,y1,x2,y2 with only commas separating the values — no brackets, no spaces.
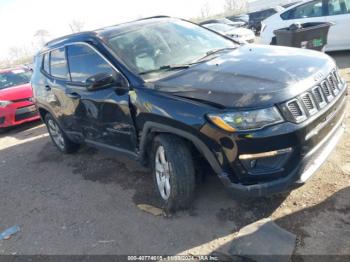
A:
0,67,40,130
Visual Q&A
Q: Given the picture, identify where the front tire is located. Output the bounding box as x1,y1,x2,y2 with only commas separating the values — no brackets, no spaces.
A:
151,134,195,212
45,114,80,154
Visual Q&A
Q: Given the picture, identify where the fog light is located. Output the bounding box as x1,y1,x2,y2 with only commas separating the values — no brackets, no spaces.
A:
250,159,257,168
239,147,293,175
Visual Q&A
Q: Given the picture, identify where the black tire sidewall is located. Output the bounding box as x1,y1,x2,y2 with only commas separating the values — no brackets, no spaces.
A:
151,135,195,212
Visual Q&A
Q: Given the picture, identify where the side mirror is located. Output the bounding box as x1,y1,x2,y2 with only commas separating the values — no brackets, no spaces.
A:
85,72,127,91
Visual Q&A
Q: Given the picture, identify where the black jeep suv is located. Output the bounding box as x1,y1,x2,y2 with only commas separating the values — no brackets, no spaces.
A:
32,17,347,211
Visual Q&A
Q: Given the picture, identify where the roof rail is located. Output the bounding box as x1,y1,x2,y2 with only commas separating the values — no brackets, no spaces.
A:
136,15,170,21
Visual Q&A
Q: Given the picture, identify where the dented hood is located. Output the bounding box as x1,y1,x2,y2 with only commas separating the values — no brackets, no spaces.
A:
152,45,336,108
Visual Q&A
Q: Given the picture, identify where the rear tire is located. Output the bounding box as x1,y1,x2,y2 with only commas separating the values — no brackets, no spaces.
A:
151,134,195,212
44,114,80,154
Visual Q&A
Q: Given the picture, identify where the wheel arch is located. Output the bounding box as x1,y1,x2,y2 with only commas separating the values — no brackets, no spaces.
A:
38,107,50,121
139,121,222,174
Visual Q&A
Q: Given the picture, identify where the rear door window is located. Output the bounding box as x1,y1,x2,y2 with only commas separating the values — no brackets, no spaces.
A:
281,0,323,19
43,53,50,74
66,44,114,83
50,48,69,79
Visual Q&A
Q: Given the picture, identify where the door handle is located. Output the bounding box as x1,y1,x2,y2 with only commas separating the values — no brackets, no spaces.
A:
45,85,51,91
66,92,81,99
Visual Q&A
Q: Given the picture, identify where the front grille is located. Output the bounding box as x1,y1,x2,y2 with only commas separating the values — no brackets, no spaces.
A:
283,69,344,123
301,93,317,115
286,99,307,122
312,86,327,109
15,105,38,121
321,80,334,102
328,75,339,96
332,70,341,85
15,111,38,121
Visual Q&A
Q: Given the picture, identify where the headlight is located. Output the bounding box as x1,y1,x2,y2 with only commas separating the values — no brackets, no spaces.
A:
0,100,12,107
207,107,284,132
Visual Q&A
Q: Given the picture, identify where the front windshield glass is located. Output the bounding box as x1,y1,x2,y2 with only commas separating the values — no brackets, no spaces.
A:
106,19,236,77
205,23,233,32
0,69,31,90
217,18,234,24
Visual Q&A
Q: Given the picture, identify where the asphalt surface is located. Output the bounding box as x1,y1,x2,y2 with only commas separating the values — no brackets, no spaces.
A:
0,51,349,257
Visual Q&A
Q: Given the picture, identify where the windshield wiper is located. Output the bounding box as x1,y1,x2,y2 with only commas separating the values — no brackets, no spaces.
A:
139,64,190,75
192,47,237,63
138,48,236,75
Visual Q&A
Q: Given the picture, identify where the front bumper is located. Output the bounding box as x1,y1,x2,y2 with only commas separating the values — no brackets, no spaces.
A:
218,110,345,197
0,101,40,128
199,79,348,197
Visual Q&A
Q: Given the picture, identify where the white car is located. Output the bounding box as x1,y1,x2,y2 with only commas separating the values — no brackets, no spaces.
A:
260,0,350,51
203,23,255,43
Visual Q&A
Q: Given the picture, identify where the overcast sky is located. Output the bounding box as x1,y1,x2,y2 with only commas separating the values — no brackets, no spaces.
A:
0,0,235,60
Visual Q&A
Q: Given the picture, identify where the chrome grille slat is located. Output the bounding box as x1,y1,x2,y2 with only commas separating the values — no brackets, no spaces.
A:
321,80,334,102
286,99,307,122
312,86,327,109
284,69,344,123
301,93,317,115
328,75,339,95
332,69,341,86
332,70,339,84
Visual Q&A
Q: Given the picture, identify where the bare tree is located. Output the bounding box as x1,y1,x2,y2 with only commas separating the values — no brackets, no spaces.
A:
200,1,211,19
223,0,247,15
69,20,85,33
34,29,50,47
8,47,23,61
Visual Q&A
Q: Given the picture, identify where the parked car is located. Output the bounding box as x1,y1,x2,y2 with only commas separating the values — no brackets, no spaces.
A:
248,6,285,34
203,23,255,43
227,14,250,24
0,67,39,130
261,0,350,51
32,17,347,211
282,1,301,8
199,18,246,27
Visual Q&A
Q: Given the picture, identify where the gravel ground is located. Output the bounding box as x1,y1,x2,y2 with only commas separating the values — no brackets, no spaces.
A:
0,52,349,257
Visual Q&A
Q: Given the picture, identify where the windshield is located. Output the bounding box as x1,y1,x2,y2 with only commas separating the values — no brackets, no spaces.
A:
205,23,233,33
106,19,236,78
217,18,234,24
0,69,31,90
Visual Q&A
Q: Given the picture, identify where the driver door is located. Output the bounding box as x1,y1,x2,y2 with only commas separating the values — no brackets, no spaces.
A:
65,43,137,152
